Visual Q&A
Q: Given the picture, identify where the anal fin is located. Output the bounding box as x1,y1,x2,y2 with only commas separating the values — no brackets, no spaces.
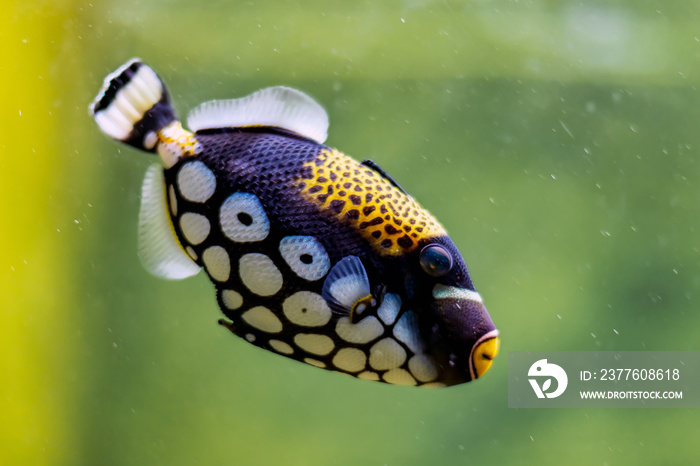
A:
138,164,201,279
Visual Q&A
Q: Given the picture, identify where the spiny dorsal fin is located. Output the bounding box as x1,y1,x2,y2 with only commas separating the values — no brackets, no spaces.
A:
186,86,329,143
361,159,407,194
138,164,201,279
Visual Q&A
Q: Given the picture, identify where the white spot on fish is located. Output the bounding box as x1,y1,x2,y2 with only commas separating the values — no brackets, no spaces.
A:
221,289,243,310
177,161,216,203
168,184,177,216
420,382,446,388
202,245,230,282
332,348,367,373
220,193,270,242
357,371,380,381
269,339,294,355
304,358,326,368
282,291,332,327
369,338,406,371
377,293,401,325
279,235,331,281
239,253,283,296
393,311,423,353
293,334,334,356
408,354,438,383
242,306,282,333
143,131,158,150
335,316,383,344
179,212,211,245
158,141,183,169
382,368,416,386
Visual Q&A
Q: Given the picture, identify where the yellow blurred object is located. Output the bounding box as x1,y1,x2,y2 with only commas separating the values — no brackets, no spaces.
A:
0,2,79,464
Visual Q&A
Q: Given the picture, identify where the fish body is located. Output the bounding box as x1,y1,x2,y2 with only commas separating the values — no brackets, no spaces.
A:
91,59,499,387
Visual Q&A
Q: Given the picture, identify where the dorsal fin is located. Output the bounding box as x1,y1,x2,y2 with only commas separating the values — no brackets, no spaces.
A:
186,86,329,143
138,164,201,279
361,159,407,194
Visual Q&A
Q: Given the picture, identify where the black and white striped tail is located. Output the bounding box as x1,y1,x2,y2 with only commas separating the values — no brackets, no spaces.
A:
90,58,177,152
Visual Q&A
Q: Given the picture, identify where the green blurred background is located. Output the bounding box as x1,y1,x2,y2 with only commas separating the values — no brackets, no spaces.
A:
3,0,700,464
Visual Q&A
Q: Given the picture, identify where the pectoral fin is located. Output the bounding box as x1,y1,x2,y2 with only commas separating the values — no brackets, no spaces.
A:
321,256,378,322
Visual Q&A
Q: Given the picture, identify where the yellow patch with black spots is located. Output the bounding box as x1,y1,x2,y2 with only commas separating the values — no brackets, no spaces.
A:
158,122,200,154
297,148,445,255
155,122,202,167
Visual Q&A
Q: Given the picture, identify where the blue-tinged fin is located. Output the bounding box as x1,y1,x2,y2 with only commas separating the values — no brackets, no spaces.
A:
90,58,176,151
138,164,201,279
322,256,373,319
186,86,329,143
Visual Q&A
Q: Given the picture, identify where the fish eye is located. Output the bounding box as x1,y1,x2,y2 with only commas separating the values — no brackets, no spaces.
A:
419,244,453,277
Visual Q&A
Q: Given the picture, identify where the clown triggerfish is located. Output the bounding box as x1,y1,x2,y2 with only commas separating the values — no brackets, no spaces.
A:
90,59,499,387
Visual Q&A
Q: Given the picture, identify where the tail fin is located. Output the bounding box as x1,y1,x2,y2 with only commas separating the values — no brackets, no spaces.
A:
90,58,177,152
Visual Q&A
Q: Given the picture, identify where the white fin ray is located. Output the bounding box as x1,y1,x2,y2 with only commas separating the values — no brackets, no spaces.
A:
138,164,201,279
187,86,329,143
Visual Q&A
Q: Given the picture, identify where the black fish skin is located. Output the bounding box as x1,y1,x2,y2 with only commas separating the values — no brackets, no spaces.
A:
163,128,490,385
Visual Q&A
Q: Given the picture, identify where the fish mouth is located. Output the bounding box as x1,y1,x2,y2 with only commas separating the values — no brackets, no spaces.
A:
468,329,500,380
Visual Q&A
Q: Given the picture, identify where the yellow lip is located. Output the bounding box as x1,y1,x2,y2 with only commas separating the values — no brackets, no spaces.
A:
471,333,500,379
